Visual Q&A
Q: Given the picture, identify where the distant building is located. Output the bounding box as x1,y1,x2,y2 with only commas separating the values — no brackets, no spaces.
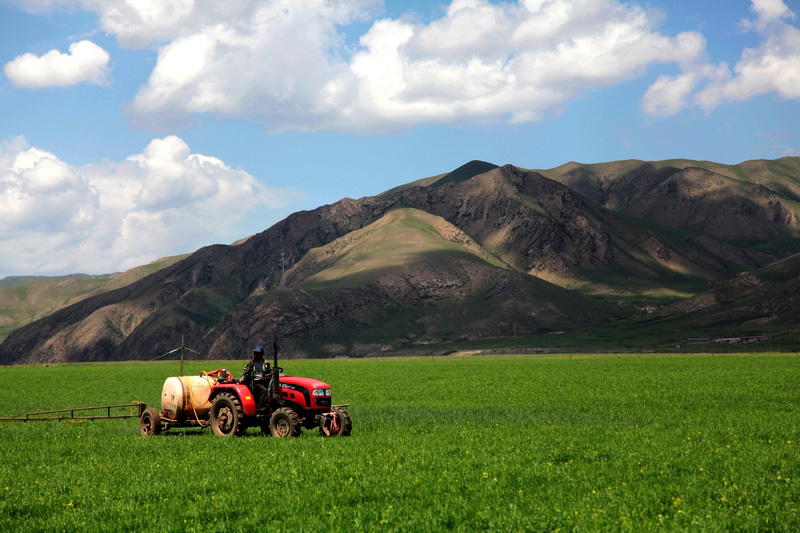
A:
680,334,768,345
683,337,711,344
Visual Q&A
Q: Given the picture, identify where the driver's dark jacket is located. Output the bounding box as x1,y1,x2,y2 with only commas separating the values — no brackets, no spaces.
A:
239,359,270,390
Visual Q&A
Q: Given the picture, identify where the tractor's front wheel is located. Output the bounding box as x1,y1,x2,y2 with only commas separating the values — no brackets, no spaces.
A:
139,407,161,436
210,393,247,437
269,407,302,438
319,407,352,437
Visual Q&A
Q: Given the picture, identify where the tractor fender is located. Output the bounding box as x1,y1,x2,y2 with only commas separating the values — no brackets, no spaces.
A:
209,384,257,417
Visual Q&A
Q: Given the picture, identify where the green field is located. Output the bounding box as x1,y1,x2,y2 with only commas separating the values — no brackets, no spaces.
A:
1,354,799,531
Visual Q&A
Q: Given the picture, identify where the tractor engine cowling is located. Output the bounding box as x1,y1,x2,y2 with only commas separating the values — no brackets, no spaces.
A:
278,377,332,410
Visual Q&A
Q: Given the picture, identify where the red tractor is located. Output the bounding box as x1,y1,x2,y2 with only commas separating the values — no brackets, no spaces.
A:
139,343,351,438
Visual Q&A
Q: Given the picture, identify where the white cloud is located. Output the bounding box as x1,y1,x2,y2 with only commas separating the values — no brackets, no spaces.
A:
0,136,303,276
644,0,800,115
697,0,799,107
4,40,110,88
126,0,377,131
17,0,704,131
749,0,794,26
342,0,705,129
0,144,93,236
641,62,729,116
642,72,698,116
93,0,198,47
14,1,793,128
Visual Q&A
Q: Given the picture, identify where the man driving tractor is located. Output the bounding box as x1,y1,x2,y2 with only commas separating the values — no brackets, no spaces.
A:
239,345,271,413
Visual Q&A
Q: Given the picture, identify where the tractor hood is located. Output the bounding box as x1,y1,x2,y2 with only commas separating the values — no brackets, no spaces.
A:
279,376,331,391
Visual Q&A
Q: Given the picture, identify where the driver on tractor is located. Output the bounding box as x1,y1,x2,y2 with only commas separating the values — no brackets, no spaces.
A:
239,345,271,413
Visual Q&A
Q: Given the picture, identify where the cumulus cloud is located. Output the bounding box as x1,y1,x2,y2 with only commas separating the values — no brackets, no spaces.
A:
0,136,302,275
642,63,729,116
746,0,795,28
14,1,794,127
16,0,704,131
4,40,110,88
643,0,800,115
126,0,378,131
129,0,708,131
642,72,698,116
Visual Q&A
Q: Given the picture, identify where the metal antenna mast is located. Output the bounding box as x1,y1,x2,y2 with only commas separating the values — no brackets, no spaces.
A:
179,335,200,376
280,252,286,290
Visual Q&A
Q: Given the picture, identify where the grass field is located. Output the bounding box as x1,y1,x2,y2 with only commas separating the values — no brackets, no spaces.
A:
1,354,799,531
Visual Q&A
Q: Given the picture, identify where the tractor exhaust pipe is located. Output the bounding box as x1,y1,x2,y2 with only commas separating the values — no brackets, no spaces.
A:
270,341,282,404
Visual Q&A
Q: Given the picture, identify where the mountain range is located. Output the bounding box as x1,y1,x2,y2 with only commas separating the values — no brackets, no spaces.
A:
2,156,799,364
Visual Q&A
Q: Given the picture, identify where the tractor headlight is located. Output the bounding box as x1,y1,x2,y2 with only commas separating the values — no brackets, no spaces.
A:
312,389,332,397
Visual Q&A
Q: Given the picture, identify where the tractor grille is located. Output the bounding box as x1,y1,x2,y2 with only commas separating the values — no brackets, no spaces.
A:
315,398,331,406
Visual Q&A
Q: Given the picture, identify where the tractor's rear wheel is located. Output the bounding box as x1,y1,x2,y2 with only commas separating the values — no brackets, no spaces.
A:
319,407,352,437
210,393,247,437
139,408,161,436
269,407,302,438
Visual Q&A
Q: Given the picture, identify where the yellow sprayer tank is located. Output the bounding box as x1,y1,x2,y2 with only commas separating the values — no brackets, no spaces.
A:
161,376,215,420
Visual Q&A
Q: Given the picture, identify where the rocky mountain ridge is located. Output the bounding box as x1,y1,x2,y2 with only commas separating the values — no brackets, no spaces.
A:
2,156,800,363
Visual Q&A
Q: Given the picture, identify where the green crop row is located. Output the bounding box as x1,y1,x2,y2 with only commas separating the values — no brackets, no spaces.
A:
1,354,799,531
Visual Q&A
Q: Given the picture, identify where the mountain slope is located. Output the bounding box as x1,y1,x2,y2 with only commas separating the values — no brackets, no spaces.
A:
2,156,800,363
538,157,800,246
399,164,772,294
201,207,626,358
0,255,188,344
289,207,508,288
376,160,498,198
0,194,403,363
638,252,800,337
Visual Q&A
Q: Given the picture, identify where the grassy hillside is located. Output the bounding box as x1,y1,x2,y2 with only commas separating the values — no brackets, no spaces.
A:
0,275,110,289
0,255,189,343
538,156,800,210
537,157,800,195
290,207,507,289
626,251,800,348
469,252,800,354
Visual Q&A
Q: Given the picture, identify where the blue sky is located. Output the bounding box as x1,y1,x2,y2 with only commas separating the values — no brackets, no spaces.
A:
1,0,798,277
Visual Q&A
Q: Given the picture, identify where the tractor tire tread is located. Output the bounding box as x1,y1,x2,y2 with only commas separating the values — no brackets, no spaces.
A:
319,406,352,437
269,407,302,438
140,407,161,436
210,392,247,437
